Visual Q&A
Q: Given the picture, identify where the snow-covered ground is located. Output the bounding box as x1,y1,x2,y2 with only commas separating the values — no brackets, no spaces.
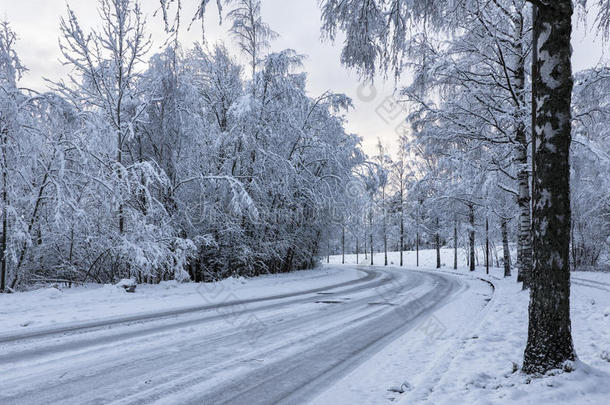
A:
0,266,361,335
323,249,610,405
2,249,608,404
327,245,510,269
0,264,479,404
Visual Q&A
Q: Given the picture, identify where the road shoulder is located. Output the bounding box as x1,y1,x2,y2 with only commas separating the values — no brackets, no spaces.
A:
0,266,364,338
404,267,610,405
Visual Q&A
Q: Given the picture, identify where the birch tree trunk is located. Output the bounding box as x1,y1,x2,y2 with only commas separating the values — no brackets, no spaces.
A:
523,0,576,374
485,217,489,275
383,187,388,266
502,219,511,277
531,1,538,233
400,190,404,267
0,126,7,292
416,230,419,267
369,208,373,266
342,226,345,264
454,221,458,270
434,218,441,269
364,236,367,260
516,124,533,287
469,204,475,272
511,11,533,289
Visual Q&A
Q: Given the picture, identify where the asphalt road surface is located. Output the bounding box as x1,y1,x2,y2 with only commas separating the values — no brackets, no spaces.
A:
0,267,466,405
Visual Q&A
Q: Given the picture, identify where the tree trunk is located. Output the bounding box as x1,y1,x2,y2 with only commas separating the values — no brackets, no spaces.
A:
454,221,458,270
369,209,374,266
383,243,387,265
531,1,538,229
370,234,374,266
117,120,124,236
342,226,345,264
400,209,404,267
364,236,367,260
485,217,490,275
516,129,533,286
435,236,441,269
502,219,511,277
0,128,7,292
434,218,441,269
512,9,534,289
383,190,388,266
469,204,475,272
523,0,576,374
356,235,359,265
416,230,419,267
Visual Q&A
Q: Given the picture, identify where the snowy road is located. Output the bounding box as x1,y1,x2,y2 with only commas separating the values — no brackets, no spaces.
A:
0,267,470,405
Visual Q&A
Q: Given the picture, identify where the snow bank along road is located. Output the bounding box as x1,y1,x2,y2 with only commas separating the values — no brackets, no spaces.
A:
0,266,491,404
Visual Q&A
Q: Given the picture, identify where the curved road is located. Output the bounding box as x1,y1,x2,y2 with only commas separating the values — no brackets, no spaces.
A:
0,267,468,405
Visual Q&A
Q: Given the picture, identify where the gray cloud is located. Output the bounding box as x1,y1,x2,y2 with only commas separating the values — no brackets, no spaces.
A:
1,0,602,156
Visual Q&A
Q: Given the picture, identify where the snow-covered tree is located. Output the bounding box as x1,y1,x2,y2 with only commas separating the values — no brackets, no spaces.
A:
571,67,610,269
316,0,599,373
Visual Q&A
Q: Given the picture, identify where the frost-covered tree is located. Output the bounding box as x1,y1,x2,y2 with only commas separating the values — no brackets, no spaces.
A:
317,0,584,373
0,21,28,291
143,42,363,278
0,1,365,289
399,0,532,285
571,67,610,269
227,0,277,82
373,140,391,266
51,0,195,282
391,134,411,267
0,22,93,289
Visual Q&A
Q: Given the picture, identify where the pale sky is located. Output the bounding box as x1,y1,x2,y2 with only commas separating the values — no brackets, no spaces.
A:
1,0,607,156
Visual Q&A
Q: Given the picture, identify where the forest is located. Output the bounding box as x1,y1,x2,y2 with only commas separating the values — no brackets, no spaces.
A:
0,0,365,290
1,0,606,293
326,1,610,280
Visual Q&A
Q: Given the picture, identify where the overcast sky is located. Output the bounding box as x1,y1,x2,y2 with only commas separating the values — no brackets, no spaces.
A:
2,1,607,156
